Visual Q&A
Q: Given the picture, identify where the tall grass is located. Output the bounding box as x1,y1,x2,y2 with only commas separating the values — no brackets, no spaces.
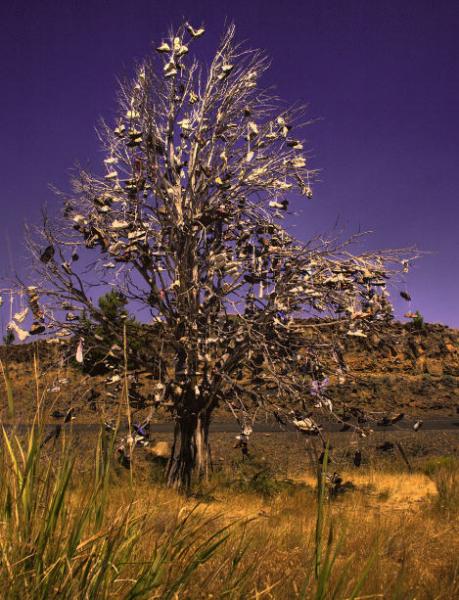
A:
422,456,459,515
0,375,458,597
299,445,376,600
0,420,374,599
0,358,14,418
0,425,249,599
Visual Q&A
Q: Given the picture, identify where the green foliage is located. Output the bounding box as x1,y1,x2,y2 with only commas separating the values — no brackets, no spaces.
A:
2,329,14,346
243,469,297,498
78,290,149,374
216,459,303,498
98,289,128,321
411,310,425,331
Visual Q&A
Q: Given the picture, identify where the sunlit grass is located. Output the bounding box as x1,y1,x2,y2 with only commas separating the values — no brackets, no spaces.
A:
1,418,458,599
0,358,458,598
0,425,255,599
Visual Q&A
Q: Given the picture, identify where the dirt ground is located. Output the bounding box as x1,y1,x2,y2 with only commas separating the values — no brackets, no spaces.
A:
31,424,459,486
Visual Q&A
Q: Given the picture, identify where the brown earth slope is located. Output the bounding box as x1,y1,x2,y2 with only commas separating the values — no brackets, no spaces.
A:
0,321,458,422
329,321,459,415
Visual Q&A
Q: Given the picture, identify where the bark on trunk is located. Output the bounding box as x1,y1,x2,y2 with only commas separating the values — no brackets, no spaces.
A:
166,409,212,491
195,410,212,481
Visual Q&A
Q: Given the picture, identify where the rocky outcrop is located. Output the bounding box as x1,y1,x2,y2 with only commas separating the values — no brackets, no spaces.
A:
327,322,458,414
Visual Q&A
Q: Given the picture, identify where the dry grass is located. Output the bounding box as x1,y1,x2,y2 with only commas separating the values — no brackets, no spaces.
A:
294,469,438,510
55,457,459,599
1,356,458,598
1,437,459,599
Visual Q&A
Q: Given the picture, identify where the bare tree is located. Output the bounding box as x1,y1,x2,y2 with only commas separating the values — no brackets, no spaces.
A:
27,23,413,490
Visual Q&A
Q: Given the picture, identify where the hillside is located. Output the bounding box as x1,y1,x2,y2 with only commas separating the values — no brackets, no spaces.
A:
0,321,458,421
328,321,459,415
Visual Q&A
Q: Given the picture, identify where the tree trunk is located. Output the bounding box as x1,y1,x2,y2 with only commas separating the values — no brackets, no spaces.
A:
195,410,212,481
166,409,212,491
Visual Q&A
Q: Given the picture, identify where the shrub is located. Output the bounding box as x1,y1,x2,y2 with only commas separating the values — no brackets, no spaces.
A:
411,311,425,331
421,457,459,515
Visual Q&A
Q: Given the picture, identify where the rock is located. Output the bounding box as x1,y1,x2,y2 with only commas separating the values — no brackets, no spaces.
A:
425,359,443,377
415,356,426,374
146,440,170,458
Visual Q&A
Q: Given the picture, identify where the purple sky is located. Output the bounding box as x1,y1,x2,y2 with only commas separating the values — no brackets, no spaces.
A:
0,0,458,326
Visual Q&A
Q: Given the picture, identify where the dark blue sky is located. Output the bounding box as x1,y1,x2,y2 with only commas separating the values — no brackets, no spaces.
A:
1,0,458,325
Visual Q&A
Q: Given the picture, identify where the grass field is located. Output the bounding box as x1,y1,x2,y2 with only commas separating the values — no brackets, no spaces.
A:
1,356,458,598
1,418,458,599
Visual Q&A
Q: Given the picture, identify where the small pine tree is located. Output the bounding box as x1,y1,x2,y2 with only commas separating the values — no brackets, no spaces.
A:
412,310,425,331
79,290,152,375
3,329,15,346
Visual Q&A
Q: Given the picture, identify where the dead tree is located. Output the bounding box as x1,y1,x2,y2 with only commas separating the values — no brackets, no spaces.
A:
27,23,414,490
